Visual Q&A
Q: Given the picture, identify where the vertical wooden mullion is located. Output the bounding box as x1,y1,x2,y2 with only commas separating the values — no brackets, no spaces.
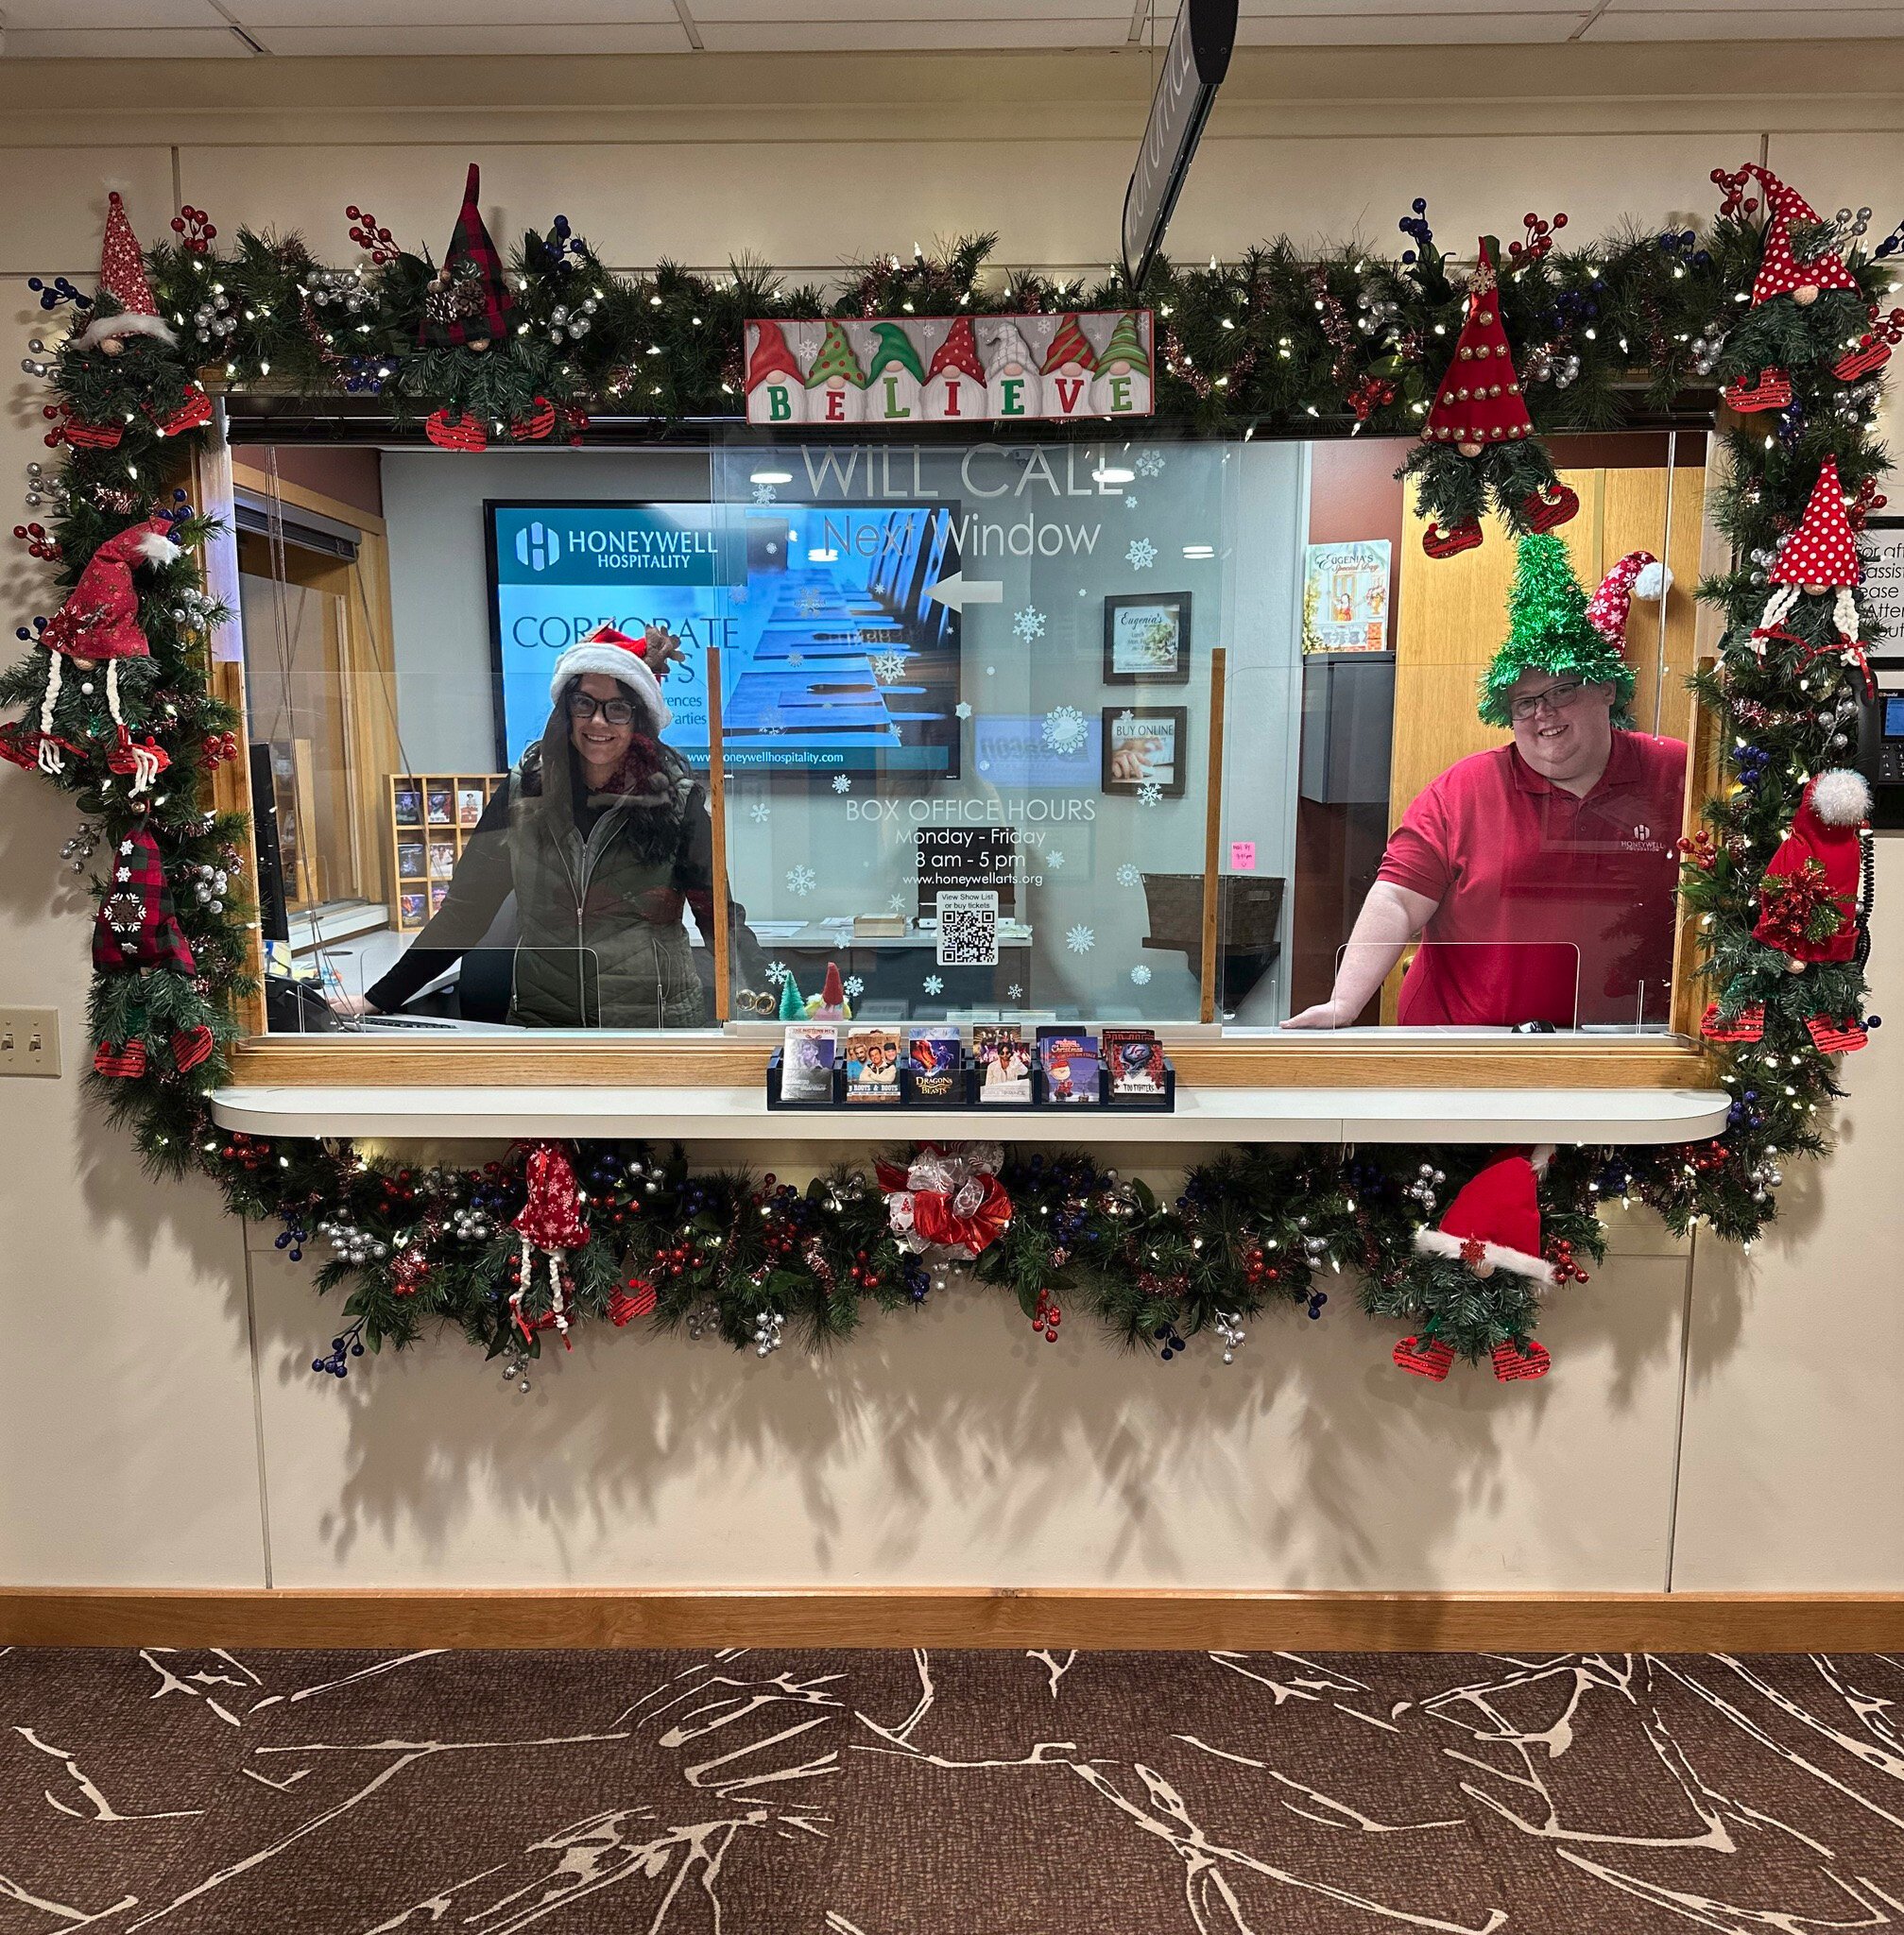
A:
1199,645,1228,1026
706,643,730,1022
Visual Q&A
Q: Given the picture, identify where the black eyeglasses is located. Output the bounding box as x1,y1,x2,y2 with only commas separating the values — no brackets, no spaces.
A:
1507,677,1588,723
566,691,638,726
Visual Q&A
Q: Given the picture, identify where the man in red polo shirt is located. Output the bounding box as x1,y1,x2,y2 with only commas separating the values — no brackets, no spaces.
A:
1286,539,1688,1031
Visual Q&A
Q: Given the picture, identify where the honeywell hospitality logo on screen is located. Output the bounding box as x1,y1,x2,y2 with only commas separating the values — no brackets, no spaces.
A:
515,521,558,572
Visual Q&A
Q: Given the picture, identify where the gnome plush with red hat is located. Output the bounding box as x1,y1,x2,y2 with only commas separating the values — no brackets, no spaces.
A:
1751,767,1874,1052
546,622,674,735
1395,1148,1556,1383
24,516,179,785
508,1140,589,1349
1752,457,1868,686
74,192,176,358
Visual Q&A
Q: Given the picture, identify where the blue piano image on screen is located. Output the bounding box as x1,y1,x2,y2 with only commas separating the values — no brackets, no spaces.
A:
487,500,962,779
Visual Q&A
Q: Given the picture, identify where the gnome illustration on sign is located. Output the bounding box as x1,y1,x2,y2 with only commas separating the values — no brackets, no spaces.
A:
745,318,806,425
866,319,925,422
17,516,180,783
1395,1148,1556,1383
986,319,1038,421
924,316,985,422
1039,313,1098,418
1090,311,1152,416
804,319,867,424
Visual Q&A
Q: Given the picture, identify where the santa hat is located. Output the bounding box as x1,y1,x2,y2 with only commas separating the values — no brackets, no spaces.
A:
1422,241,1533,454
747,319,802,387
927,317,985,383
1755,458,1864,662
986,320,1036,378
804,320,866,389
32,518,180,784
866,320,925,385
1041,313,1097,374
547,624,671,734
1752,769,1871,966
1586,551,1672,645
419,163,514,351
1413,1149,1556,1284
74,193,175,353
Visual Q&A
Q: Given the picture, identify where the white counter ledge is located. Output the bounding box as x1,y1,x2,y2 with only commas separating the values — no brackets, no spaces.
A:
206,1085,1730,1145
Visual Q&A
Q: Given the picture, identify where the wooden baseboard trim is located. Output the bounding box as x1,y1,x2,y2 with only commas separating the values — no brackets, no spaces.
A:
4,1588,1898,1653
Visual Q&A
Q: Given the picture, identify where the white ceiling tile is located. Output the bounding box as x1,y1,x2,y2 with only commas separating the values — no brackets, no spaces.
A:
0,0,224,23
1241,0,1581,10
1235,11,1579,40
240,21,692,51
233,0,678,21
1583,6,1904,31
695,17,1129,45
692,0,1128,14
1,25,252,52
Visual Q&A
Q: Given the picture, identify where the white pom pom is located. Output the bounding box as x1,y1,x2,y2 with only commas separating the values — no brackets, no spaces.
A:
1809,767,1873,826
135,530,181,566
1632,558,1672,601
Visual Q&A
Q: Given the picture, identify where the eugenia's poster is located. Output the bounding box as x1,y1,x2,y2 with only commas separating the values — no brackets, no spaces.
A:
1302,539,1392,654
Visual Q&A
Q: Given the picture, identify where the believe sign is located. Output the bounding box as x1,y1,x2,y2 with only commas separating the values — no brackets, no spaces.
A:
744,312,1154,426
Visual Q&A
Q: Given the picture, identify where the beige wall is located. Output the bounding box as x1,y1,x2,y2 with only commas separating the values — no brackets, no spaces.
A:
2,46,1900,1593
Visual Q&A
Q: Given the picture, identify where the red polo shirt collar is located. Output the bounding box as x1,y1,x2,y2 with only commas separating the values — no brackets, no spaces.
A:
1508,728,1643,798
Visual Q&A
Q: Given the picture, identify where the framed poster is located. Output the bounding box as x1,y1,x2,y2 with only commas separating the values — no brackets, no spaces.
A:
1302,539,1391,653
1103,591,1192,684
1102,705,1188,798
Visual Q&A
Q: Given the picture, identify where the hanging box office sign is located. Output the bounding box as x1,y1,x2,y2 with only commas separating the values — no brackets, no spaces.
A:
744,312,1155,426
1122,0,1239,289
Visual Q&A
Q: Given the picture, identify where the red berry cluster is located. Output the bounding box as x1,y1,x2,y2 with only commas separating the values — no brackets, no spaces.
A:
12,522,58,561
1710,167,1761,219
1544,1236,1590,1286
345,204,399,265
1508,210,1567,263
170,206,217,254
218,1132,270,1171
1241,1244,1279,1289
848,1249,883,1292
1677,829,1719,870
1032,1286,1062,1343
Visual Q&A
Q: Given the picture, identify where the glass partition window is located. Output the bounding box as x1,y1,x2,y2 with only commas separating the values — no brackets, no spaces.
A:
227,423,1702,1042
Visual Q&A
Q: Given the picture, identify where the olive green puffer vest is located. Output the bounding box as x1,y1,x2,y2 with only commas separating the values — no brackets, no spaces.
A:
504,745,705,1030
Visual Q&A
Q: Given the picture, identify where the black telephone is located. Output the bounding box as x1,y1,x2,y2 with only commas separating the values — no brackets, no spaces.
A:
1856,654,1904,830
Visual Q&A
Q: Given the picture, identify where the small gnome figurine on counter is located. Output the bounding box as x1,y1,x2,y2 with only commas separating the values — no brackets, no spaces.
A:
809,962,851,1019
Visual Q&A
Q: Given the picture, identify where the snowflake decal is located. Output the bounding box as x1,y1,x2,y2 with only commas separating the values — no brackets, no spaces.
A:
954,700,973,720
843,975,865,999
1013,605,1046,643
1124,494,1137,509
922,973,944,997
1116,862,1141,888
1065,924,1095,954
871,649,907,684
798,589,825,617
787,651,804,667
888,893,907,914
1126,538,1157,571
764,960,790,985
1041,705,1089,756
750,481,779,505
1007,983,1023,1000
1137,780,1162,807
1130,964,1153,986
832,774,851,794
785,865,816,897
1117,708,1137,728
748,801,772,824
1135,448,1166,478
1045,849,1065,871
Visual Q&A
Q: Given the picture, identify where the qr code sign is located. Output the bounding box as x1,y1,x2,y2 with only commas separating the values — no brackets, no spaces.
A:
935,890,999,968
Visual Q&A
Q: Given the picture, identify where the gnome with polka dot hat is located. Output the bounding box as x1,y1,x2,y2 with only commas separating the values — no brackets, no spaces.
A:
1752,456,1867,680
74,193,175,355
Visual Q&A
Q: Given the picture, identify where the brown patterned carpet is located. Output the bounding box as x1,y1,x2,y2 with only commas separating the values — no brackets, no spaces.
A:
6,1647,1904,1932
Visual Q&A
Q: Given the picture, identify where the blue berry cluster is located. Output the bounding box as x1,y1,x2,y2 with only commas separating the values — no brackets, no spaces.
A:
1153,1320,1187,1361
27,274,92,315
1306,1289,1329,1321
1656,229,1711,270
340,357,387,395
273,1216,309,1262
543,214,588,271
1398,197,1433,266
311,1320,367,1378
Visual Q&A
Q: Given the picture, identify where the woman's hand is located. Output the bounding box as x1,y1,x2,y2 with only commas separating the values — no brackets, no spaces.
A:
327,989,377,1019
1280,997,1359,1030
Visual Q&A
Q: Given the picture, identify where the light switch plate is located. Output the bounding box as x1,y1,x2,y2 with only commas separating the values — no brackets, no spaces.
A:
0,1007,61,1077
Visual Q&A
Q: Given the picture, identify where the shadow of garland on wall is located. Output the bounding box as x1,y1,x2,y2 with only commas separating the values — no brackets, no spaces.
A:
0,168,1895,1389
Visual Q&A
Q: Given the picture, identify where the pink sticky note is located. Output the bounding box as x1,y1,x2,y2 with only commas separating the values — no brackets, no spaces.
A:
1229,841,1256,871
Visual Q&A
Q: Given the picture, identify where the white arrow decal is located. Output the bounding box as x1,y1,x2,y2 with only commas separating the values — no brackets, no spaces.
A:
925,571,1003,613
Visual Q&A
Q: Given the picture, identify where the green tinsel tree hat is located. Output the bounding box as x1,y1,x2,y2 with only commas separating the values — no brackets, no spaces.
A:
1477,532,1637,728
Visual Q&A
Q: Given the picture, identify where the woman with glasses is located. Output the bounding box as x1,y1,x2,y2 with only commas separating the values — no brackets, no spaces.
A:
1285,541,1687,1032
331,624,763,1029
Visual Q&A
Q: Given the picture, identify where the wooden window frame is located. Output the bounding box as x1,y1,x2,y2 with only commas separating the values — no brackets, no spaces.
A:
197,415,1727,1097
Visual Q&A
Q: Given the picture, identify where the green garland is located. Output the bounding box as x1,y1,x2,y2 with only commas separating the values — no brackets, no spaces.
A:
2,171,1895,1380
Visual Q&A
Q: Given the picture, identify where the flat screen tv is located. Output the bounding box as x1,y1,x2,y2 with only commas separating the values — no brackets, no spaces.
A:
486,500,962,779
